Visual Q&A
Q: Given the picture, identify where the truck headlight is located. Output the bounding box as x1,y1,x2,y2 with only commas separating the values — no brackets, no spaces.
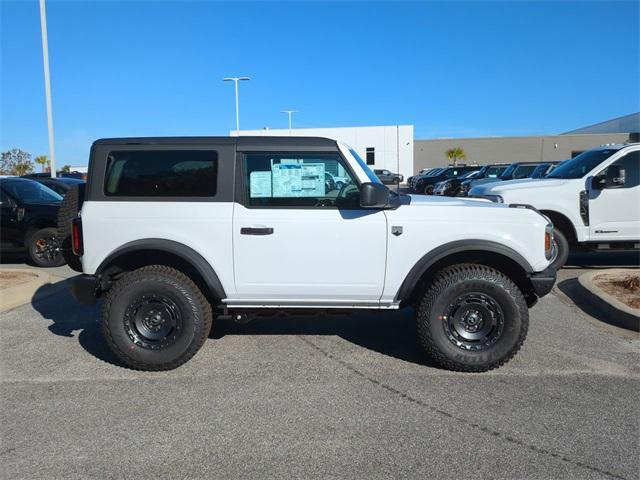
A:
545,224,554,260
483,195,504,203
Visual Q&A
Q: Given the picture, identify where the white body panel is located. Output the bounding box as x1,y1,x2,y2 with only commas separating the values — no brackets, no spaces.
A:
80,142,553,309
469,145,640,243
81,201,237,296
381,196,550,302
231,205,387,304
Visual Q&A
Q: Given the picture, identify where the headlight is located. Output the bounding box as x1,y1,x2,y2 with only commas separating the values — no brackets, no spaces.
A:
483,195,504,203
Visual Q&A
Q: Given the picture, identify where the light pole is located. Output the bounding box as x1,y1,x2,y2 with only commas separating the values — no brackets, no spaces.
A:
38,0,56,178
223,76,250,134
281,110,299,133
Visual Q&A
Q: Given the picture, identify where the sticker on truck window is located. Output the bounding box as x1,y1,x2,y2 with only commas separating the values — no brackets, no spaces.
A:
272,163,325,198
249,171,272,198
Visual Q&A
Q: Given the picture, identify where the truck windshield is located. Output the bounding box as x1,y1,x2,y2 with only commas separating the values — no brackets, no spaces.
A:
546,149,620,179
348,148,382,184
1,179,63,203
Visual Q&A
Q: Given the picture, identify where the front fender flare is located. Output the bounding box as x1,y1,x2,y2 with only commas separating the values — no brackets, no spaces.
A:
394,240,534,302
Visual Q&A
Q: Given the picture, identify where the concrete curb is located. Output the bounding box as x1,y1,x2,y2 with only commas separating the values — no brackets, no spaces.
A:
578,269,639,332
0,269,53,313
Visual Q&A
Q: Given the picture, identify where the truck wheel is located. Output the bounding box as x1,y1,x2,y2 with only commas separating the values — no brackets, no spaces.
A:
549,229,569,270
416,264,528,372
102,266,213,371
56,184,85,272
27,227,65,267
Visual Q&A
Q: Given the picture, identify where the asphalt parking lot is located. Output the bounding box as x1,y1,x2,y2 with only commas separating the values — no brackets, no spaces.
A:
1,253,639,479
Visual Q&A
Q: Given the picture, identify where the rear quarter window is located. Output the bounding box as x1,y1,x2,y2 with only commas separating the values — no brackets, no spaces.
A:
104,150,217,197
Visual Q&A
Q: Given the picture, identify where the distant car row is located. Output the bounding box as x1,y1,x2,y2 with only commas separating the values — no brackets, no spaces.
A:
407,161,564,196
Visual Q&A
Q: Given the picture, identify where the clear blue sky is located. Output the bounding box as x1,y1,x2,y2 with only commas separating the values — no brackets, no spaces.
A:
1,1,638,165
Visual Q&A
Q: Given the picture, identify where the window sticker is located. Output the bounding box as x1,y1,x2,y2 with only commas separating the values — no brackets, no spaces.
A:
272,163,325,197
249,171,272,198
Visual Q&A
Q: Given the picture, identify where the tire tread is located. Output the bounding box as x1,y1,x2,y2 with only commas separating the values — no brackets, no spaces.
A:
102,265,213,371
416,263,529,372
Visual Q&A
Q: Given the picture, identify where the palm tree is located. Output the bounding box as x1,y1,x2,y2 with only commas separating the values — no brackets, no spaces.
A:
35,155,49,172
445,147,467,167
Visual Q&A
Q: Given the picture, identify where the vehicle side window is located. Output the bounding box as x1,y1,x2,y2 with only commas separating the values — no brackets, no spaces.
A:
600,151,640,188
244,153,359,208
104,150,218,197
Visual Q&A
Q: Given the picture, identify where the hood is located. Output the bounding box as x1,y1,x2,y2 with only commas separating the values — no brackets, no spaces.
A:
408,194,505,209
471,178,570,195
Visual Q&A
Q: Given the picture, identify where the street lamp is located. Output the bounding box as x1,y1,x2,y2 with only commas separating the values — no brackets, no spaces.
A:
281,110,299,133
38,0,56,178
223,76,250,134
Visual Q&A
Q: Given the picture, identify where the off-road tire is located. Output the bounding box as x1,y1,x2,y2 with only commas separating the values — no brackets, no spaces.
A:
102,265,213,371
56,184,85,272
416,264,529,372
549,228,569,270
27,227,65,267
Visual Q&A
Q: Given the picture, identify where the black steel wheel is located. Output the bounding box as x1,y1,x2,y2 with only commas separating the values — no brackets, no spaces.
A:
102,265,213,371
27,227,65,267
124,294,184,350
442,292,505,351
416,264,529,372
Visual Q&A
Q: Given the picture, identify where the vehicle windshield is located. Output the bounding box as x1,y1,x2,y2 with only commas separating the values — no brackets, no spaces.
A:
1,179,63,203
426,168,444,177
460,170,479,179
348,148,382,184
530,164,551,178
546,149,621,179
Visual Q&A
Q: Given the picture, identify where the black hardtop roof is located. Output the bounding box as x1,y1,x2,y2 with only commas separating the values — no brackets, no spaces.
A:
92,136,338,148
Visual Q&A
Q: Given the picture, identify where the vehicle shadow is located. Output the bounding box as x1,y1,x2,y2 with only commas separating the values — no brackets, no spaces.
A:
564,251,640,269
31,279,123,366
212,309,437,367
32,278,436,368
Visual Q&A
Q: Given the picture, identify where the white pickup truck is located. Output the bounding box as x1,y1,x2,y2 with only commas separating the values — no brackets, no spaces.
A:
60,136,556,372
469,143,640,269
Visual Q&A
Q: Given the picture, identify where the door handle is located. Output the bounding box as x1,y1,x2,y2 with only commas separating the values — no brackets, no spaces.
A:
240,227,274,235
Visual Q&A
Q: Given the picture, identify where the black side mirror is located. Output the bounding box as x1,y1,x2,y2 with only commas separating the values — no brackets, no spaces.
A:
605,165,626,188
360,182,389,208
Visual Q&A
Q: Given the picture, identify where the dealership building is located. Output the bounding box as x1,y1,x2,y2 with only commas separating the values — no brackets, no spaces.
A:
235,112,638,178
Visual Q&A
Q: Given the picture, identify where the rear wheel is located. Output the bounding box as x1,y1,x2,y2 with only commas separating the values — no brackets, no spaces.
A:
27,227,65,267
102,265,213,371
416,264,528,372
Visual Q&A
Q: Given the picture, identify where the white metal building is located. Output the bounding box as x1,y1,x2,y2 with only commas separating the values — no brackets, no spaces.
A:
232,125,414,179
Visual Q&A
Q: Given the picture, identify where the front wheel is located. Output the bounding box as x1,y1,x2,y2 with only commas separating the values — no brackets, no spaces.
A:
27,227,65,267
102,265,213,370
424,185,434,195
416,264,529,372
548,228,569,270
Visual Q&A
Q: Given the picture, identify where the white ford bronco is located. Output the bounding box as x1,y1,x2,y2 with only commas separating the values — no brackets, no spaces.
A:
62,136,556,372
469,143,640,270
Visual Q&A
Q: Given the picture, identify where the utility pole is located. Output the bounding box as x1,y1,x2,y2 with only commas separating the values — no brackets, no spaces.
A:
223,76,250,134
281,110,299,134
39,0,56,178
